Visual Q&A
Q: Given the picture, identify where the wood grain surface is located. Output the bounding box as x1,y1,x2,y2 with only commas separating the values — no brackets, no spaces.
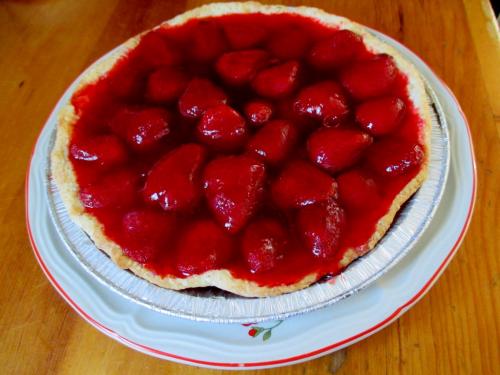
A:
1,0,498,374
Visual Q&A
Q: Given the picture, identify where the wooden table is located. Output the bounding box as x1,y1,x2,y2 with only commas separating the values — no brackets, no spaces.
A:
1,1,498,373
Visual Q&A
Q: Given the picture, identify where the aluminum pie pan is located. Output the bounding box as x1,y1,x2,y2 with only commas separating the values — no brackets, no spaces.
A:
44,33,450,324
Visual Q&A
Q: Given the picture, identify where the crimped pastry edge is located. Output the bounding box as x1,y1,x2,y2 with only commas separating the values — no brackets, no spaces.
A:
51,1,431,297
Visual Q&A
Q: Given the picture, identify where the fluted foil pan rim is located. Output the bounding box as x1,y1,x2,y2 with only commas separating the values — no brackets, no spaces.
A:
44,32,450,324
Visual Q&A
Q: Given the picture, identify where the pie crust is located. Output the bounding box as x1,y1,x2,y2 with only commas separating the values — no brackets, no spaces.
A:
51,2,431,297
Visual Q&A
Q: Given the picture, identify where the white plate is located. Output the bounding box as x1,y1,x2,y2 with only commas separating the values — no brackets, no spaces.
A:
26,29,476,369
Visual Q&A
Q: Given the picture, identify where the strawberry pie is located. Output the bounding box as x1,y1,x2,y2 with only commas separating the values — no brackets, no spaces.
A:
51,3,431,297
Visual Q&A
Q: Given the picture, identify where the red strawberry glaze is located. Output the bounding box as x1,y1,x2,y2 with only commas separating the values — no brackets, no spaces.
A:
67,13,426,289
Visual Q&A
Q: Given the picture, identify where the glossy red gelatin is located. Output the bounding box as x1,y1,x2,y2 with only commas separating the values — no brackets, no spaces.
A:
68,12,425,288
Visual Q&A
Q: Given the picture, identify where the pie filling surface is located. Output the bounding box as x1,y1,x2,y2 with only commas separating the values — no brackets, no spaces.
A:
56,5,429,294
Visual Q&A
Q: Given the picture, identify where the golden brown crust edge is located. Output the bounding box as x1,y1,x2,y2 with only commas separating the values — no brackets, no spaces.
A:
51,2,431,297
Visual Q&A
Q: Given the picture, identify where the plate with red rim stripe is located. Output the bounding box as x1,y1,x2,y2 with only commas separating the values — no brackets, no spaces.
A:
26,28,476,369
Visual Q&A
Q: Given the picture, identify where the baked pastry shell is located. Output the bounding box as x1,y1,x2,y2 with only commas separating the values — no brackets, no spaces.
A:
51,2,433,297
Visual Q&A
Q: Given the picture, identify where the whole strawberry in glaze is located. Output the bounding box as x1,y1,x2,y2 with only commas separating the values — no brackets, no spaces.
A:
216,49,269,85
355,96,406,136
143,143,206,212
190,20,227,62
178,78,228,119
252,61,300,98
109,107,134,137
109,107,171,151
297,200,345,259
222,21,268,50
176,220,234,275
309,30,364,69
109,65,145,100
247,119,297,165
307,128,373,173
244,100,273,126
367,138,424,176
80,169,138,209
340,54,397,100
274,97,318,133
196,104,247,151
337,169,380,210
70,134,127,168
203,155,266,233
242,218,288,273
135,32,182,69
293,81,349,127
121,209,176,263
123,108,171,151
267,27,310,60
271,160,338,209
146,67,189,103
